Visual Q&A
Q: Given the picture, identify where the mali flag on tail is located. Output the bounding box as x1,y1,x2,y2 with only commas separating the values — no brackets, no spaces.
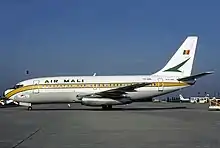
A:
183,50,190,55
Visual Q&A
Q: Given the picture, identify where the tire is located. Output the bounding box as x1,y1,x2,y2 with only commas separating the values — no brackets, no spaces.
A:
28,106,32,111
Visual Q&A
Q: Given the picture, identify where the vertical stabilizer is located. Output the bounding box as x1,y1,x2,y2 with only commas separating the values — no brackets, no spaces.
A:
153,36,198,77
179,94,184,100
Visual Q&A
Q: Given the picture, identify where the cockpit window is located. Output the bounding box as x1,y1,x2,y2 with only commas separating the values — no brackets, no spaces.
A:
12,84,23,89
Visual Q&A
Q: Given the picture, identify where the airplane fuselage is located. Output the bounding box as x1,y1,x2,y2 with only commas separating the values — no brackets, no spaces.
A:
5,75,191,104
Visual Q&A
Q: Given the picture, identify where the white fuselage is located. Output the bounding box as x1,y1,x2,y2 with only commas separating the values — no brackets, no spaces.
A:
5,75,191,104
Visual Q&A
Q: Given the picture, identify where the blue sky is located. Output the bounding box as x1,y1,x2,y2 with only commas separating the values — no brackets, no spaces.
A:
0,0,219,96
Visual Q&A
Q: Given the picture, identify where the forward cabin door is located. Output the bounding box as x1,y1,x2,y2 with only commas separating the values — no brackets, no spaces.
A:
33,80,40,94
157,78,164,92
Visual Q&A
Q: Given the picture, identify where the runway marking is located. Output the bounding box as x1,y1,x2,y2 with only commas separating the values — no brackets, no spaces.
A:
11,128,41,148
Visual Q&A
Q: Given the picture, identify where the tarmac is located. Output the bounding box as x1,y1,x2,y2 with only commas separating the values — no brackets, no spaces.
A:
0,102,220,148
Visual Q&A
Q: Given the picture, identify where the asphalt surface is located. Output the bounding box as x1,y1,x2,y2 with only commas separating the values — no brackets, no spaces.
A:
0,102,220,148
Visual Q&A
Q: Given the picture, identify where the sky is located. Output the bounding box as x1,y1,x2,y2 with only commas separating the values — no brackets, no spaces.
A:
0,0,219,96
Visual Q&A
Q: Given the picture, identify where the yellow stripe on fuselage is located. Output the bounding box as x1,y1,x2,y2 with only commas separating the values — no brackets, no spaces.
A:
5,82,189,99
6,85,43,99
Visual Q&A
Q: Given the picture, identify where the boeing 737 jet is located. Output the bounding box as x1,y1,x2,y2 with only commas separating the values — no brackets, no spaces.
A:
4,36,213,110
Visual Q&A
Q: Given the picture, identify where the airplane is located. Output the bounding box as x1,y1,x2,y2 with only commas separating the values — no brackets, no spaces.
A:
3,36,214,110
179,94,190,102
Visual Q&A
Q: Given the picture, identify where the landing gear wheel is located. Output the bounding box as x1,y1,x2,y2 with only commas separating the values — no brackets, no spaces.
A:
102,105,112,110
107,105,112,109
28,106,32,111
102,105,107,110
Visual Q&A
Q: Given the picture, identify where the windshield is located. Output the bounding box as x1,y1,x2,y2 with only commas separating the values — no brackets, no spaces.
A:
11,84,23,89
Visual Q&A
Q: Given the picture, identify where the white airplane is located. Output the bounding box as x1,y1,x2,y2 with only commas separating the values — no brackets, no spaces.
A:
4,36,213,110
179,94,190,102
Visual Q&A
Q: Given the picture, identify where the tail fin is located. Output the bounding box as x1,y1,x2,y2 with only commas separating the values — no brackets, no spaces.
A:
179,94,184,100
153,36,198,77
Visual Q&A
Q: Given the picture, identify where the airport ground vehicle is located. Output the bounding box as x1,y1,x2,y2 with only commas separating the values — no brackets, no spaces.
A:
0,98,18,106
190,97,209,104
208,98,220,111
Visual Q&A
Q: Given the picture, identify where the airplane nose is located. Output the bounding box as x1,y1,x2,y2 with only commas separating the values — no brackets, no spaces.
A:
4,89,14,98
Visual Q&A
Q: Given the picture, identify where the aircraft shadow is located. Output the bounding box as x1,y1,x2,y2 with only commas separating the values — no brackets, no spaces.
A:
29,106,187,112
0,105,19,108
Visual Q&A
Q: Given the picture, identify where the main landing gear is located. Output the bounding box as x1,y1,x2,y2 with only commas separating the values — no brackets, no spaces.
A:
102,105,112,110
27,106,32,111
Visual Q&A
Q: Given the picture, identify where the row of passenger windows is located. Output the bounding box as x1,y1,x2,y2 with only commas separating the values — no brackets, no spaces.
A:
40,83,134,88
35,83,162,88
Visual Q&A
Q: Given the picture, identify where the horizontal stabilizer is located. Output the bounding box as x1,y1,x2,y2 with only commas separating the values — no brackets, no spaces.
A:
177,71,214,81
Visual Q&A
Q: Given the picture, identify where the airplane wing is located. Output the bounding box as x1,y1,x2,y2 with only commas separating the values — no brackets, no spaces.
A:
79,82,151,99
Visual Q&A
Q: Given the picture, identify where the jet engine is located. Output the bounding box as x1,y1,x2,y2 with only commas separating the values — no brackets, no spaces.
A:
81,97,132,106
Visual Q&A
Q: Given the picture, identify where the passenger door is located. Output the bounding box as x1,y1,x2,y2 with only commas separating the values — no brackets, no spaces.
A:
157,78,164,92
33,80,40,94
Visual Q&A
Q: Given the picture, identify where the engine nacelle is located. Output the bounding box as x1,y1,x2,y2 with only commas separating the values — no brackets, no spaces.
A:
81,97,132,106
